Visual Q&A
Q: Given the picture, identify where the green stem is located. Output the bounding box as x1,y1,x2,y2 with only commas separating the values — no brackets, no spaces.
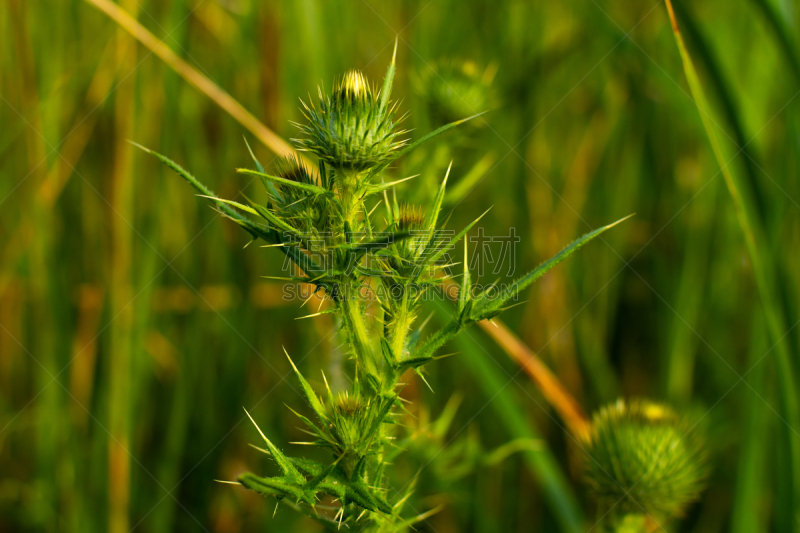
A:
389,288,413,361
338,168,364,231
340,285,377,378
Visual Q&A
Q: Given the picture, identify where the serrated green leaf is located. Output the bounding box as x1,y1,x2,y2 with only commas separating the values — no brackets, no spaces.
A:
381,337,395,367
196,195,259,217
243,137,266,174
244,408,305,484
459,235,471,313
366,174,419,194
362,394,396,447
392,112,486,161
284,349,328,422
396,355,434,370
237,168,329,196
425,207,491,266
133,143,329,279
423,162,450,236
238,473,313,505
304,461,338,491
379,39,397,112
472,214,632,320
289,457,326,477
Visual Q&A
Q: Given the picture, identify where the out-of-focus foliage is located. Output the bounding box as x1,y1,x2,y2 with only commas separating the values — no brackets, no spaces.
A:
1,0,799,532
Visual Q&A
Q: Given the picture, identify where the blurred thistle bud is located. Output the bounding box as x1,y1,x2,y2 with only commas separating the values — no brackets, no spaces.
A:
413,60,496,128
294,70,407,172
582,399,708,524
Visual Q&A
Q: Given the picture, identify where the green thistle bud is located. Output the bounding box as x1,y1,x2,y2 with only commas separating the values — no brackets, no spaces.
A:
413,59,495,128
334,390,364,417
397,204,425,231
582,399,708,524
275,153,318,187
331,391,366,468
271,155,329,233
294,70,407,171
394,204,427,264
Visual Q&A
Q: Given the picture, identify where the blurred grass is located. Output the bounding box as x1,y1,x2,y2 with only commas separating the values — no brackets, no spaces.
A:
2,1,800,531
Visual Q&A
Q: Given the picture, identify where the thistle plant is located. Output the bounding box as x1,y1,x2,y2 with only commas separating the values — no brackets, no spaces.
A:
138,50,627,531
581,399,708,532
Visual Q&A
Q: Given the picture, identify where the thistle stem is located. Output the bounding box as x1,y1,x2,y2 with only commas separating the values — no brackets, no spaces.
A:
337,168,364,231
389,289,413,362
339,284,377,379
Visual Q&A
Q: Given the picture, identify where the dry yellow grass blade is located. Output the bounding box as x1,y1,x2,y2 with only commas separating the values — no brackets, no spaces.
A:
84,0,303,162
475,318,589,438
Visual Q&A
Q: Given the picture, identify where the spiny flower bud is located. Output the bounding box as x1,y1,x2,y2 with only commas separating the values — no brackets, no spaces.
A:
413,60,495,128
334,391,364,416
335,70,372,102
294,70,407,171
397,204,425,231
394,204,428,263
271,155,328,233
275,154,317,186
582,399,708,522
332,391,365,453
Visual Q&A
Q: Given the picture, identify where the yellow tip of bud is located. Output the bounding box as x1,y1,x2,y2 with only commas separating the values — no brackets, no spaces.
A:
338,70,371,101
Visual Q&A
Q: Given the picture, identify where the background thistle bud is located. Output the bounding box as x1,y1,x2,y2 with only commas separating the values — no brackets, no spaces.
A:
413,59,495,128
582,399,708,525
294,69,407,171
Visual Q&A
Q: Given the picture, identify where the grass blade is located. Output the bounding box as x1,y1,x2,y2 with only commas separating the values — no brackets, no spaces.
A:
664,1,800,525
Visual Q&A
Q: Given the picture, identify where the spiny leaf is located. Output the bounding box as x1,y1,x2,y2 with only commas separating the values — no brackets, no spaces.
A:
395,355,434,371
238,473,314,505
392,112,487,161
237,168,330,196
284,405,332,446
289,457,326,477
284,349,328,422
381,337,396,367
317,481,346,501
379,38,397,112
423,162,451,236
362,394,397,446
351,455,368,482
246,200,300,235
134,143,329,278
367,174,419,194
304,461,339,491
243,137,266,174
243,408,305,484
338,231,413,266
459,235,471,313
346,481,393,514
472,214,633,320
196,195,259,217
426,207,492,266
409,320,462,363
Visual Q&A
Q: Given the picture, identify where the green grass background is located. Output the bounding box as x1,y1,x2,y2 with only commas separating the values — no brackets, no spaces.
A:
1,0,799,531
